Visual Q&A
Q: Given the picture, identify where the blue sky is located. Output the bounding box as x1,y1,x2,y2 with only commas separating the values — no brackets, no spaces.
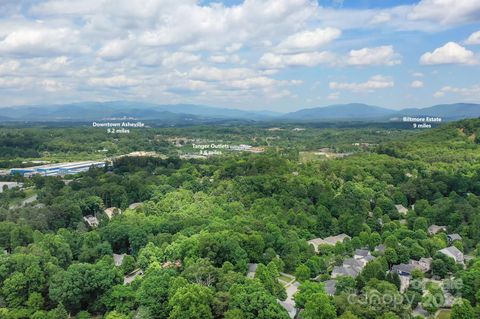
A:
0,0,479,111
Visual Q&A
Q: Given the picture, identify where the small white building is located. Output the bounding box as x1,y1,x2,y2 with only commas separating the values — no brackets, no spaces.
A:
83,215,99,228
0,182,23,193
395,204,408,215
105,207,122,219
124,269,143,285
113,253,126,267
128,202,143,210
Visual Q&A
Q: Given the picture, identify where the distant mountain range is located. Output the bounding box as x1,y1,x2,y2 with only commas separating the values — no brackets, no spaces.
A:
0,101,478,123
284,103,394,120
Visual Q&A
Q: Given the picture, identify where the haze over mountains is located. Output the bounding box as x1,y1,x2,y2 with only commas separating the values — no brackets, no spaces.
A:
0,102,479,123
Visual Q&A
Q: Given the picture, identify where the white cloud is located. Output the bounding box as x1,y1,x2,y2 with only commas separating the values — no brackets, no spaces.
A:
209,54,244,64
162,52,201,68
225,43,243,53
259,51,334,69
465,31,480,45
347,46,401,66
370,12,392,25
0,60,20,74
88,75,141,88
420,42,477,65
39,56,70,72
329,75,394,92
410,80,424,88
188,66,256,81
327,92,340,100
41,79,67,92
97,38,133,61
0,0,477,107
276,27,341,53
0,77,32,89
434,84,480,99
0,26,87,56
29,0,104,16
412,72,424,77
408,0,480,25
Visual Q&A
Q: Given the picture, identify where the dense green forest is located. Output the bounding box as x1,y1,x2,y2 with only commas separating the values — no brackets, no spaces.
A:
0,119,479,319
0,123,414,168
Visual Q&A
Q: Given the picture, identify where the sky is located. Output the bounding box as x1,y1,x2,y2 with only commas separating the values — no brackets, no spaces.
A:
0,0,479,111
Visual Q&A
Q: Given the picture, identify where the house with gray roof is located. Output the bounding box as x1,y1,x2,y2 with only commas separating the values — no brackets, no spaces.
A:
447,234,462,244
438,246,464,264
354,249,370,259
308,234,350,253
323,280,337,296
343,257,366,269
410,258,433,273
428,225,447,235
332,265,361,278
331,249,376,279
392,263,417,277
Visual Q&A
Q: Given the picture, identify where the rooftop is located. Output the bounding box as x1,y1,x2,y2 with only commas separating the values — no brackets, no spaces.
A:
428,225,447,235
395,204,408,215
308,234,350,253
439,246,464,263
113,253,126,267
447,233,462,241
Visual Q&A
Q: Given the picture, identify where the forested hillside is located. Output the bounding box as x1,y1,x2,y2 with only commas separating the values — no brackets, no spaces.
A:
0,119,479,319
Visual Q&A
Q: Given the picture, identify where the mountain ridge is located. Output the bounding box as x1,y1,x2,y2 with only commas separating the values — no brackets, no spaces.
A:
0,101,479,122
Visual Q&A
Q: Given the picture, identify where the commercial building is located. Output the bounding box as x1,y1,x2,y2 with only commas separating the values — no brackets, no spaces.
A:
0,182,23,193
10,161,105,177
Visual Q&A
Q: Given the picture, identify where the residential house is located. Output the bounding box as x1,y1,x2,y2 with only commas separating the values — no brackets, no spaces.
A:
410,258,433,273
331,254,375,279
354,249,371,259
438,246,464,264
447,234,462,244
124,269,143,285
247,263,258,278
428,225,447,235
391,263,417,292
324,280,337,296
105,207,122,219
391,258,432,293
128,202,143,210
83,215,99,228
113,253,126,267
332,265,361,278
391,263,417,277
395,204,408,215
308,234,351,253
